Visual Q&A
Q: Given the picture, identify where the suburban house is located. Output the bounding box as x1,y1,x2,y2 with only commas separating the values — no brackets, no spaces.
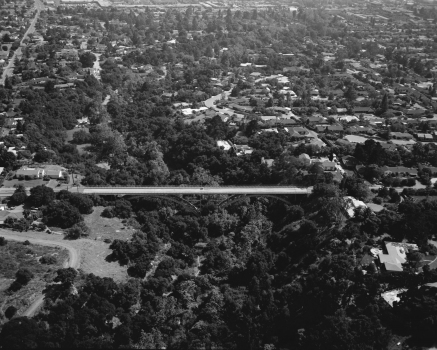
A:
341,155,359,169
322,160,336,171
381,166,418,177
15,167,45,179
390,132,414,140
416,133,434,141
45,169,64,179
378,242,418,272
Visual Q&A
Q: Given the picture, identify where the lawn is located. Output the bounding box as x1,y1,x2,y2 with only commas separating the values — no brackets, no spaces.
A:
0,240,68,322
2,178,46,188
76,143,92,155
65,127,89,143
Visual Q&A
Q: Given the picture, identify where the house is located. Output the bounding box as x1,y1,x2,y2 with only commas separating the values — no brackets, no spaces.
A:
416,133,434,141
315,125,344,133
341,155,358,169
381,166,418,177
353,107,374,114
217,140,232,151
390,132,414,140
343,196,367,218
261,157,274,168
45,170,63,179
322,161,336,171
378,242,418,272
289,127,311,138
15,167,45,179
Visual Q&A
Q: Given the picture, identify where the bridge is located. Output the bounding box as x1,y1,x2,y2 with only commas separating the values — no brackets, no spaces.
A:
80,186,312,213
0,186,312,213
79,186,312,196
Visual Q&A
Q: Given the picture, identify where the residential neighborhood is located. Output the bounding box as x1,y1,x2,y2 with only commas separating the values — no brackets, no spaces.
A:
1,0,437,348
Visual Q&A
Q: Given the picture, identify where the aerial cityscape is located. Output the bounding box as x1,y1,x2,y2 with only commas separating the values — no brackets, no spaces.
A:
0,0,437,348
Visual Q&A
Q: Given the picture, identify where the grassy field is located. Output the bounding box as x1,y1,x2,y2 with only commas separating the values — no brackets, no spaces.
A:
83,206,136,241
69,239,129,283
0,240,68,322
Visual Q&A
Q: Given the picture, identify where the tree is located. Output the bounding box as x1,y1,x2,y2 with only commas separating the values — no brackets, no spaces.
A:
113,199,132,219
344,85,357,102
29,185,55,207
0,236,6,246
10,185,27,205
381,93,389,112
33,150,53,163
44,80,56,93
54,268,77,286
0,317,41,349
79,52,97,68
42,200,83,228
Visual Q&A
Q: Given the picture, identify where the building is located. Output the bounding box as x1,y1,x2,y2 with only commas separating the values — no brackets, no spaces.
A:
15,167,45,179
217,140,232,151
45,170,64,179
378,242,418,272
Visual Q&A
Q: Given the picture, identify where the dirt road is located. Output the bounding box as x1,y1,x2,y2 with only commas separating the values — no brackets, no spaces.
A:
0,229,79,317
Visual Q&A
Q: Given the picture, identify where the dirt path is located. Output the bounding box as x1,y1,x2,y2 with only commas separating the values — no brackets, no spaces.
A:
0,229,79,317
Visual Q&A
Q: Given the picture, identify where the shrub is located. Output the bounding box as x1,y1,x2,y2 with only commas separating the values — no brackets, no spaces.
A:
0,236,7,246
23,240,30,246
101,207,114,218
65,222,91,239
373,197,383,204
15,268,34,285
40,254,57,265
4,306,17,319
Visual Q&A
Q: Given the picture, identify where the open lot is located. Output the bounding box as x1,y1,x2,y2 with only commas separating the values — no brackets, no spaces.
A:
0,239,68,321
83,206,136,241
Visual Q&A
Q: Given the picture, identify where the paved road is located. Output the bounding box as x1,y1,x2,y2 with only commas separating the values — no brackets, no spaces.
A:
0,230,80,317
1,0,44,85
80,186,312,195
